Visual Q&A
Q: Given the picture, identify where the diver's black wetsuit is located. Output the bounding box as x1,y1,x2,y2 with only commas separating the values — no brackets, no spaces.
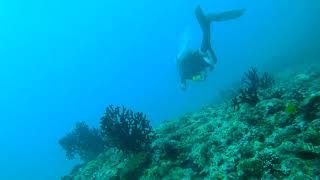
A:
179,6,217,87
179,50,211,85
178,6,244,89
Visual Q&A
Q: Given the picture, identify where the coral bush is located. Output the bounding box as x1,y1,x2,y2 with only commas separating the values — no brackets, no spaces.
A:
239,87,259,106
59,121,104,162
100,105,154,153
260,72,275,89
242,67,260,91
234,67,275,106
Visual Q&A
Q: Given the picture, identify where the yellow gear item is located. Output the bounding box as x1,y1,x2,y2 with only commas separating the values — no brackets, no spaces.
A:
192,74,204,81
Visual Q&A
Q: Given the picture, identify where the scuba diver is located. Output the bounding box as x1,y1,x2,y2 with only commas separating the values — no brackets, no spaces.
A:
177,6,245,90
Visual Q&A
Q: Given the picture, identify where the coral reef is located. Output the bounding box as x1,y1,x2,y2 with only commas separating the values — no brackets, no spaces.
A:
100,105,154,153
302,93,320,121
59,121,104,162
61,65,320,179
236,67,275,106
260,72,275,89
60,106,154,166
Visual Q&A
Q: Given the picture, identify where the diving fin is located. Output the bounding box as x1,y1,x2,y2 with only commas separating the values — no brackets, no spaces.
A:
195,6,209,30
207,9,246,22
195,6,245,29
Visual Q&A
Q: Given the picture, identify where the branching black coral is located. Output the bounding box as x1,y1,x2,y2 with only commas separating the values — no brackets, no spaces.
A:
239,88,259,106
239,67,261,106
234,67,275,107
260,72,275,89
59,121,104,162
242,67,260,91
100,105,154,153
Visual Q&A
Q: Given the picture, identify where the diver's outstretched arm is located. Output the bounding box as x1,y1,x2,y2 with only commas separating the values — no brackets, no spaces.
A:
207,9,245,22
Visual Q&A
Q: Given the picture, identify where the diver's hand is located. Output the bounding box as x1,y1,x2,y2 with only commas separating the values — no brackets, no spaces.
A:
198,49,207,56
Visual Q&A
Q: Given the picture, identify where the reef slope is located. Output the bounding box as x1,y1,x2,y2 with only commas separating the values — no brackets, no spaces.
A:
63,65,320,179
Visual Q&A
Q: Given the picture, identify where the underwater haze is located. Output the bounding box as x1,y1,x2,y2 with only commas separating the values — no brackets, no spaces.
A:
0,0,319,179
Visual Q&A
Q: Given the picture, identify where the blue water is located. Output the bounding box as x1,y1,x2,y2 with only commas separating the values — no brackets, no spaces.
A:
0,0,319,179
